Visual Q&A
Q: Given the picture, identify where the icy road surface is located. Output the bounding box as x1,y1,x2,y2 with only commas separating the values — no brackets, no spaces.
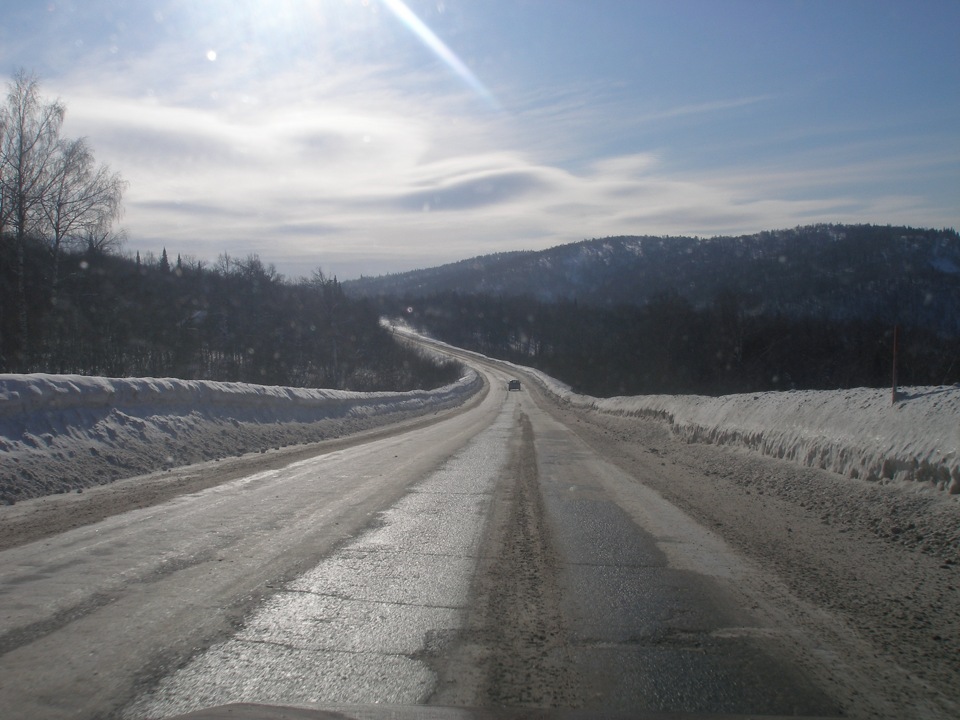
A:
123,399,514,716
1,349,957,719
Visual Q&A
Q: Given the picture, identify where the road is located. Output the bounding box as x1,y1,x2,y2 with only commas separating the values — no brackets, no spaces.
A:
0,348,956,719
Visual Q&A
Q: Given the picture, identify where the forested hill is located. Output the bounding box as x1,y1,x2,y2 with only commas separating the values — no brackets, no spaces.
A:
345,224,960,336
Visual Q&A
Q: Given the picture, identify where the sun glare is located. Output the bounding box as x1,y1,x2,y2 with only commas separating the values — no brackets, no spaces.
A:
379,0,500,110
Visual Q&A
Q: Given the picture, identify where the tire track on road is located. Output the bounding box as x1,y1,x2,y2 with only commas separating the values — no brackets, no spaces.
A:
429,411,583,708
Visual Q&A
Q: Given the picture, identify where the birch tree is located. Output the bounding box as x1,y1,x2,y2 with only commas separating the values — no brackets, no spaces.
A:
0,70,65,369
40,137,126,298
0,70,125,370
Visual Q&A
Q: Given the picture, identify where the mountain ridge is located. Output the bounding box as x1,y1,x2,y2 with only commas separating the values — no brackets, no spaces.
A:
344,223,960,336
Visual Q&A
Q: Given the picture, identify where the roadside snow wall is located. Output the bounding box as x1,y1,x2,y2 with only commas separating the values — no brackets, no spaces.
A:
526,369,960,494
0,371,482,502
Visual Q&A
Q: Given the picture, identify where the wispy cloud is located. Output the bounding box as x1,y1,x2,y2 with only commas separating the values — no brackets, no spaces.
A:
11,1,952,280
54,67,955,279
632,94,778,124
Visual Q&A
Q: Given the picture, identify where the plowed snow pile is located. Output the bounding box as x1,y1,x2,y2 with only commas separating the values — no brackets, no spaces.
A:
0,372,481,503
1,361,958,505
529,371,960,495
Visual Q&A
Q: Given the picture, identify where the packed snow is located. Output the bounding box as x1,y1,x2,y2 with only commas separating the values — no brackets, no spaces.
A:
1,343,958,504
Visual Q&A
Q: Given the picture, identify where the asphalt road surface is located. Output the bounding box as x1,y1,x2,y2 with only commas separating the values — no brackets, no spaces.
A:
1,348,951,719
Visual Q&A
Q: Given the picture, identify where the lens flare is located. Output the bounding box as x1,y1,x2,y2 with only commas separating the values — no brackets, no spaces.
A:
380,0,500,110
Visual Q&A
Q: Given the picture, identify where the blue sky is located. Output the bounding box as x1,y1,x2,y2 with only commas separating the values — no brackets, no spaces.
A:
2,0,957,279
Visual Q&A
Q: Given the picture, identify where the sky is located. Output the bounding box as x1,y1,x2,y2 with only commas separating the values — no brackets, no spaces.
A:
1,0,958,280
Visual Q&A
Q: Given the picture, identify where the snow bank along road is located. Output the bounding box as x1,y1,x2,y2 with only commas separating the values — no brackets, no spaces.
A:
0,349,958,719
0,369,483,507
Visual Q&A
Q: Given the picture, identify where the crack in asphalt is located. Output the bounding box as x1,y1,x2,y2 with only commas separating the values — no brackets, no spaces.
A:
235,638,411,658
280,587,460,610
119,389,513,718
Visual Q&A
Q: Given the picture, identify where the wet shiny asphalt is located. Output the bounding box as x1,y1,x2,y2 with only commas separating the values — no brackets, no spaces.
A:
1,360,844,719
128,378,839,718
123,397,518,718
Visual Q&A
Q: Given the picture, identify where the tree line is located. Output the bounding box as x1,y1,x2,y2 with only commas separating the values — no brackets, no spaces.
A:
0,72,459,390
391,291,959,396
1,235,462,391
7,246,461,391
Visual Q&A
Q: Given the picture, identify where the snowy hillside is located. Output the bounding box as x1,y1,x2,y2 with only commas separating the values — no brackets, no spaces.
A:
346,225,960,336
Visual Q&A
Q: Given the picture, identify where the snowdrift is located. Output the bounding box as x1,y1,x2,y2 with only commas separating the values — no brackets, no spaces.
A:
527,369,960,494
1,349,958,504
0,373,479,423
0,371,481,503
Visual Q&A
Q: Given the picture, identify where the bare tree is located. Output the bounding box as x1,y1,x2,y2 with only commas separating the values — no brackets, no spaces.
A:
84,222,127,255
0,70,65,368
0,70,126,370
40,136,126,299
0,104,6,367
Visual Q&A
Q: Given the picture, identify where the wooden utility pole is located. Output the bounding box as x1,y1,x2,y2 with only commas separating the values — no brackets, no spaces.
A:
891,324,899,405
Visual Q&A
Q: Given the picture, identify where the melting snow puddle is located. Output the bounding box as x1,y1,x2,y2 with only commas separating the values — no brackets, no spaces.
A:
123,402,517,718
